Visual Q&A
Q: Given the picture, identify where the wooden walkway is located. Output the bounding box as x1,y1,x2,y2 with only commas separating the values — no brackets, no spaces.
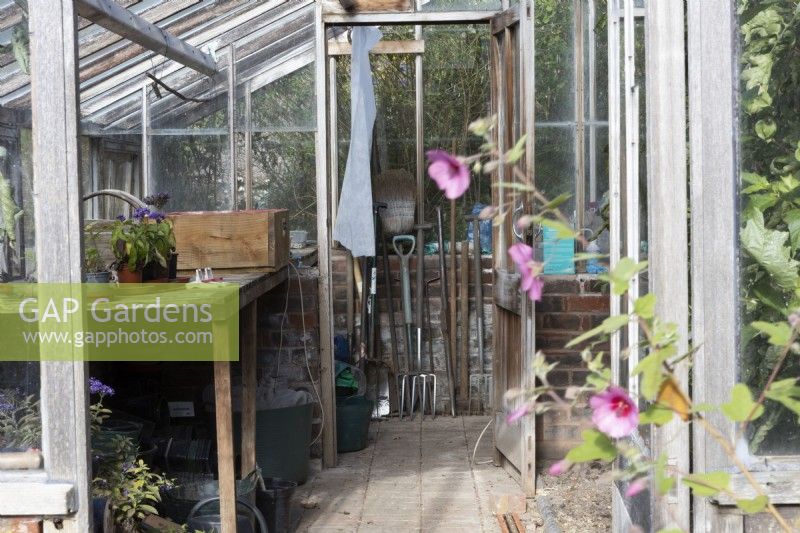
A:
295,416,531,533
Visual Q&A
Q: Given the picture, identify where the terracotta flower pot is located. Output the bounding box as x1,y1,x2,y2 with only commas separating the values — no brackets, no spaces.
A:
117,264,142,283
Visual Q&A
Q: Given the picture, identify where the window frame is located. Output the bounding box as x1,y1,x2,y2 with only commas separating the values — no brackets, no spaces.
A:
0,0,92,527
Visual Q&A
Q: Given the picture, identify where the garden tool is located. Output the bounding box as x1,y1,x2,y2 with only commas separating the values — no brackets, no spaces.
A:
466,214,486,414
411,222,437,419
436,207,457,417
393,234,416,418
377,203,400,412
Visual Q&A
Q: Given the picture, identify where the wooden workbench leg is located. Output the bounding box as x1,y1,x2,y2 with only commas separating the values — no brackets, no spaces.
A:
214,359,237,532
241,302,258,477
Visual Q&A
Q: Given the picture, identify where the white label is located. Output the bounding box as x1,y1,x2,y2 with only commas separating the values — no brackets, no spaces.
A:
168,401,195,418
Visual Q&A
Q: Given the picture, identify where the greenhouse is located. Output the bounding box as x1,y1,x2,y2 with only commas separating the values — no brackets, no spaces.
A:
0,0,798,531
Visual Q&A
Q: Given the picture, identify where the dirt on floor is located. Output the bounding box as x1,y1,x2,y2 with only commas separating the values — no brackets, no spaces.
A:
535,462,612,532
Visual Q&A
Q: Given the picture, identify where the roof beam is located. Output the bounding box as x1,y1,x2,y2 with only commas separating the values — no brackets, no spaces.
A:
74,0,218,77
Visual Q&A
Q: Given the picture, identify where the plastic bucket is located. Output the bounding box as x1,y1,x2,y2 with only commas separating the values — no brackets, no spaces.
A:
233,402,313,484
256,477,298,533
336,395,373,453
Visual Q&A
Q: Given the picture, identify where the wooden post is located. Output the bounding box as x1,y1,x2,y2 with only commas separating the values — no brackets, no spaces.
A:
315,1,338,468
687,1,740,531
646,1,690,530
459,241,469,410
213,360,237,533
240,302,258,476
519,0,536,497
28,0,92,530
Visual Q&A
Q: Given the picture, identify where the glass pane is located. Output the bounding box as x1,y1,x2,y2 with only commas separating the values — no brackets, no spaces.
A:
0,8,41,453
423,24,491,236
150,133,231,211
251,132,317,239
535,0,575,123
247,64,316,131
149,82,232,211
535,126,576,220
738,0,800,455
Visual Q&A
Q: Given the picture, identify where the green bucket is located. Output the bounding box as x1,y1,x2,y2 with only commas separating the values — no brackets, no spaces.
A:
336,395,373,453
234,403,313,484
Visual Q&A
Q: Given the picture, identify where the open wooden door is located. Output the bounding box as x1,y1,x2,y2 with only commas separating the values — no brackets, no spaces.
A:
490,0,537,497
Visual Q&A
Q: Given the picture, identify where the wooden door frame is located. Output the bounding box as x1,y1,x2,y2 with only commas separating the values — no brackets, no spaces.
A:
489,0,537,497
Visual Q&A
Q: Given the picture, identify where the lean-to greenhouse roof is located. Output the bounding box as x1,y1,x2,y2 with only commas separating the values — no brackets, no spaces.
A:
0,0,318,131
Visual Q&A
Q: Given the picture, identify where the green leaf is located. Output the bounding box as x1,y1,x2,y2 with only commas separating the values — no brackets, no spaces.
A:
631,345,675,400
751,320,793,346
600,258,648,296
755,118,777,140
654,454,675,495
538,217,578,239
565,429,618,463
741,210,799,291
565,314,629,348
633,293,656,320
735,495,769,514
682,471,731,497
721,383,764,422
745,90,772,113
765,378,800,421
784,209,800,253
639,404,674,426
504,134,527,163
541,192,572,211
691,402,717,413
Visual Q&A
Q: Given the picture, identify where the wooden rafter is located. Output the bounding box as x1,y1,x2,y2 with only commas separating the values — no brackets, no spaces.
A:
74,0,218,76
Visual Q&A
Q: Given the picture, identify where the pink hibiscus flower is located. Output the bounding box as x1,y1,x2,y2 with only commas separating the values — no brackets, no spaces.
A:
508,242,544,302
426,150,470,200
625,478,647,497
548,459,569,476
589,386,639,438
505,403,530,424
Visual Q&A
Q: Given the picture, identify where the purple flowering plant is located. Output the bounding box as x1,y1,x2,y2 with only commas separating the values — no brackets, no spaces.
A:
431,116,800,532
110,202,175,273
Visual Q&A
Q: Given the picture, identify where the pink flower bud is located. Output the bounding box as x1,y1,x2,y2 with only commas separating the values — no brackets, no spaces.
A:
548,459,569,476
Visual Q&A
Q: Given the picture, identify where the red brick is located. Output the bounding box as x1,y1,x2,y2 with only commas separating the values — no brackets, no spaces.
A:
565,295,609,312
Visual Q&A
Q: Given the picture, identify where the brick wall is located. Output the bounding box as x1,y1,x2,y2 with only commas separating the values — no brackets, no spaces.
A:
535,277,610,463
331,247,494,413
255,263,322,455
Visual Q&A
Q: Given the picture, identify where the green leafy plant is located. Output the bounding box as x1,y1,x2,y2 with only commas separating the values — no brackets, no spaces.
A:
0,389,41,450
92,435,173,532
738,0,800,453
111,209,175,273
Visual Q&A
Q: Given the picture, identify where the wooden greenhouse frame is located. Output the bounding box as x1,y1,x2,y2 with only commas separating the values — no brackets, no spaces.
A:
1,0,800,531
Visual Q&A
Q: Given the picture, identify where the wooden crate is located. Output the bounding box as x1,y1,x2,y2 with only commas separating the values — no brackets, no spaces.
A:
169,210,289,274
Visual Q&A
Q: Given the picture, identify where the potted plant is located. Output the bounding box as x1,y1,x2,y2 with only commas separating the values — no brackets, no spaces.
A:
111,208,174,283
92,434,173,533
84,247,111,283
142,193,178,280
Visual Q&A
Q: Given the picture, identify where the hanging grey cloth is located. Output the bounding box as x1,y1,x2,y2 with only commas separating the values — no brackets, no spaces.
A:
333,26,383,258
